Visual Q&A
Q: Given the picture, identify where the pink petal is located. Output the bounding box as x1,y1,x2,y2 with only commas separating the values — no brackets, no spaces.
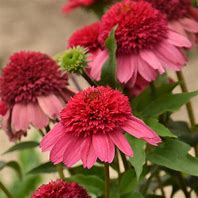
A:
157,41,187,66
27,103,48,129
168,21,188,37
109,130,133,157
121,116,161,146
89,49,109,81
136,56,157,81
12,103,29,131
37,94,64,119
93,133,115,163
63,137,83,167
117,54,134,83
179,18,198,33
140,50,165,74
167,30,192,48
40,123,65,152
50,133,74,164
81,137,97,169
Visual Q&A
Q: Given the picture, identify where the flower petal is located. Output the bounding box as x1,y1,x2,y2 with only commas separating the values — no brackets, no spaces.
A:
109,130,133,157
89,49,109,81
38,94,64,119
12,103,29,131
167,30,192,48
27,103,48,129
93,133,115,163
40,123,65,151
81,137,97,169
122,116,161,146
63,136,83,167
179,18,198,33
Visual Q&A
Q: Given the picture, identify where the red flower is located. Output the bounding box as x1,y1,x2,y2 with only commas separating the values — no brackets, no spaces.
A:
68,22,101,53
41,86,161,169
89,1,191,84
0,51,74,141
31,180,90,198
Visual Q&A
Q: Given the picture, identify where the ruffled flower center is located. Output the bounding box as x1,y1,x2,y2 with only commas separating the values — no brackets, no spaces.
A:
60,87,132,137
99,1,168,54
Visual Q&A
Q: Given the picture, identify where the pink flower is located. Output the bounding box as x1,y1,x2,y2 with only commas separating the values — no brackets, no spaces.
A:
89,1,192,84
0,51,74,141
62,0,96,13
40,86,161,169
31,180,90,198
145,0,198,44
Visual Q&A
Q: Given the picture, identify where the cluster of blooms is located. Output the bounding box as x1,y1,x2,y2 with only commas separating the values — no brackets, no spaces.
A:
0,0,198,196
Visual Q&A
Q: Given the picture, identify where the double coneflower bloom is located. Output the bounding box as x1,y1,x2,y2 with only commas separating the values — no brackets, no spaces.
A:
41,86,161,169
0,51,73,140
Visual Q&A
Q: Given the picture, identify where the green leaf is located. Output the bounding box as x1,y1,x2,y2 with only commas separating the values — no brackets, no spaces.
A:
119,169,138,195
146,118,176,138
0,160,22,179
99,26,118,88
147,139,198,176
3,141,39,154
127,135,146,180
69,165,104,179
142,91,198,118
27,162,56,175
133,82,177,113
68,175,104,196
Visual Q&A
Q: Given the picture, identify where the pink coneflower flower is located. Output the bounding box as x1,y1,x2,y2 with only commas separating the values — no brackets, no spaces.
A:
31,180,90,198
0,51,74,141
40,86,161,169
145,0,198,43
89,1,192,84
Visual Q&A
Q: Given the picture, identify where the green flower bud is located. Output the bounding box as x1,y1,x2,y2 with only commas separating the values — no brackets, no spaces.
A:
58,46,88,74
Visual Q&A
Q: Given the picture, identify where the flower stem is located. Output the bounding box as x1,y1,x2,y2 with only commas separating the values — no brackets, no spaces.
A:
120,152,129,171
156,173,165,197
0,181,13,198
176,71,196,128
82,71,97,87
104,163,110,198
56,164,65,180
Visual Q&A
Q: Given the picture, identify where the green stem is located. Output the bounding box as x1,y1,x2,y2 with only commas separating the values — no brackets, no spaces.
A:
56,164,65,180
82,71,97,87
176,71,196,128
104,163,110,198
0,181,13,198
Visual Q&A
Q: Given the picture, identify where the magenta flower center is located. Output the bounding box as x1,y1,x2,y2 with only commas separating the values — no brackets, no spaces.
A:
99,1,168,54
0,51,68,105
146,0,191,21
60,86,132,137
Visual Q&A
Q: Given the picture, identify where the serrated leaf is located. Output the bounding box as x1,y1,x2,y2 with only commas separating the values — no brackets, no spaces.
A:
146,118,176,138
119,169,138,195
27,162,56,175
142,91,198,118
147,139,198,176
127,135,146,180
99,26,118,87
122,192,144,198
0,160,22,179
68,175,104,196
3,141,39,155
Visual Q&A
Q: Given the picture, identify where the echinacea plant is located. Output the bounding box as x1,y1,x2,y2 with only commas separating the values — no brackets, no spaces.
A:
1,1,198,198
